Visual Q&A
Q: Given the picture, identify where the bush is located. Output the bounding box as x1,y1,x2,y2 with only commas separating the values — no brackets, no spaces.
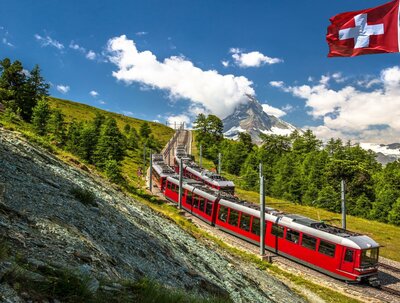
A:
104,159,123,183
70,187,97,207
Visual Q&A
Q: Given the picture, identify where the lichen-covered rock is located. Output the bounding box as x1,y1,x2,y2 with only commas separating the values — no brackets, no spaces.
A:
0,128,305,303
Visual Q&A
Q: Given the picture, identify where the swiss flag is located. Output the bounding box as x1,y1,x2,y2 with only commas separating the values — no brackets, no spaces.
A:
327,0,400,57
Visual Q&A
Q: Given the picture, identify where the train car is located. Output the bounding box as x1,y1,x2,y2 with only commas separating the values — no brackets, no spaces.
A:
164,176,220,224
152,154,381,286
151,154,176,191
174,148,235,195
214,198,380,286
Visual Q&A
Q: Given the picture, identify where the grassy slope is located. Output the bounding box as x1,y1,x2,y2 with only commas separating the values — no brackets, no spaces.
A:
49,97,174,187
191,134,400,262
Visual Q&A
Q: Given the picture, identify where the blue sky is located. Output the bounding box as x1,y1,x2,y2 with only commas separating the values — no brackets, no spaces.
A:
1,0,400,143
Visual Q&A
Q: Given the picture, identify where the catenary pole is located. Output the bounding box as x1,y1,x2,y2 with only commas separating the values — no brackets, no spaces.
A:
199,144,202,168
341,179,346,230
260,163,265,256
149,151,153,192
143,143,146,172
178,158,183,209
218,153,221,174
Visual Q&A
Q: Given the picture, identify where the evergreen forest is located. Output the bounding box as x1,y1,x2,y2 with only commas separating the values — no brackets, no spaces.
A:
193,113,400,226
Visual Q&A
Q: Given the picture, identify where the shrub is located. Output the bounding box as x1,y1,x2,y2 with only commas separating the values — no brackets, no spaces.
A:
70,187,97,207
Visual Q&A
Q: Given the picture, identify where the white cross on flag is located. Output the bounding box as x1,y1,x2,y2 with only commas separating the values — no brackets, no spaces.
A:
327,0,400,57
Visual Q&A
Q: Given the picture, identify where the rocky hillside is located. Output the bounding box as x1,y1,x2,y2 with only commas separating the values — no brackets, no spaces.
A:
223,95,298,145
0,128,304,303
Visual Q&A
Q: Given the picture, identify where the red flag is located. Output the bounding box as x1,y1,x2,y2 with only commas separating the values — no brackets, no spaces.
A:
327,0,400,57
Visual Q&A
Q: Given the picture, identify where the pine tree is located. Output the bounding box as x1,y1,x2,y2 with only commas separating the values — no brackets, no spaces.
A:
123,123,131,134
47,109,65,144
31,98,50,135
139,122,151,138
0,58,48,120
388,198,400,226
94,117,125,168
78,123,98,162
104,159,123,183
127,127,139,150
65,120,82,154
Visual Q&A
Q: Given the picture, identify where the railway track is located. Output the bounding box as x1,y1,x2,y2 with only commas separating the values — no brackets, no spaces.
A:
379,262,400,274
380,286,400,298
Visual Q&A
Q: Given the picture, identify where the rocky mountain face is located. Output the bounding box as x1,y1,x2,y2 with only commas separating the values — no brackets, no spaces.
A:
0,128,304,302
223,95,298,145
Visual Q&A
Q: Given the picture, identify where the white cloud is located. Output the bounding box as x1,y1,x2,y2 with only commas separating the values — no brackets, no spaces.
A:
2,37,13,47
56,85,70,94
69,41,85,52
1,27,14,47
221,60,229,67
261,103,286,118
275,66,400,143
357,78,381,89
230,48,283,68
135,31,148,36
122,110,134,116
282,104,293,112
107,35,255,118
269,81,284,88
99,100,106,105
86,50,96,60
166,114,191,128
34,34,64,50
22,69,31,77
332,72,345,83
90,90,99,97
69,41,101,61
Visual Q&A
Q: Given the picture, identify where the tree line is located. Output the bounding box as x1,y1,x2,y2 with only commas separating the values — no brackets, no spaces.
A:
0,58,161,183
194,114,400,226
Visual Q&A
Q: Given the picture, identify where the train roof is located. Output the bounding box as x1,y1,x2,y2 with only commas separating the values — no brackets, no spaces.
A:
219,198,379,250
175,154,235,188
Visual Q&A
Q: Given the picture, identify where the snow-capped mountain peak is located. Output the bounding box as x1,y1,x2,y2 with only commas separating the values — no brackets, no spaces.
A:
222,95,299,144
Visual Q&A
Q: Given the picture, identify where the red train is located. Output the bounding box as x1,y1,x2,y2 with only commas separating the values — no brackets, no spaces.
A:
174,146,235,195
152,154,381,287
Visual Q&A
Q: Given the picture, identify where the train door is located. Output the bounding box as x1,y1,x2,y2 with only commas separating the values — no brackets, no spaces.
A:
340,247,355,273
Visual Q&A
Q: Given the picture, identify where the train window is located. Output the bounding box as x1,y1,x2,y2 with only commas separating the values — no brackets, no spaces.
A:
205,201,213,216
199,197,205,212
186,191,193,205
271,224,284,238
318,240,336,257
229,210,239,226
239,214,251,232
192,195,199,208
301,234,317,250
167,182,172,190
361,248,379,267
344,249,354,262
286,229,300,244
218,206,228,222
251,218,260,236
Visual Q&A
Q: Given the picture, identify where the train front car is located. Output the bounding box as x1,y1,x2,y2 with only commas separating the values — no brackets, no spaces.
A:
269,215,381,286
343,235,380,286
